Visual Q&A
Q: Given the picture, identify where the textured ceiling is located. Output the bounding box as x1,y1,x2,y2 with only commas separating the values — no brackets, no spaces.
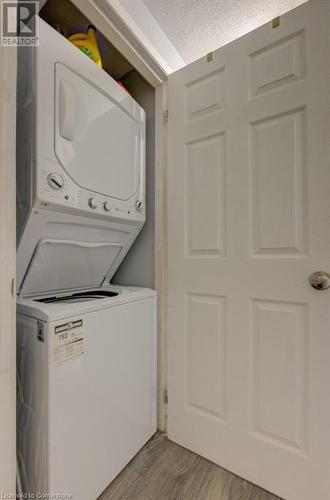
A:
142,0,307,64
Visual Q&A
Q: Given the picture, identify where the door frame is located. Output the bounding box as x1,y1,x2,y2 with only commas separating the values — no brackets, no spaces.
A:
154,84,168,431
0,41,17,493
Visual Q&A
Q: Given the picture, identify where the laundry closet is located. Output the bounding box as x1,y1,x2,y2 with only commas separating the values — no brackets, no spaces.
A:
16,1,159,498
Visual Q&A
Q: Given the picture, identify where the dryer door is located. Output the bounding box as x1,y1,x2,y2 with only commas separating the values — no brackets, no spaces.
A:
54,63,140,201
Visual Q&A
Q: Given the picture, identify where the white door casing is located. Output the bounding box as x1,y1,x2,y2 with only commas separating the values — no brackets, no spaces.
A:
0,41,16,493
167,1,330,499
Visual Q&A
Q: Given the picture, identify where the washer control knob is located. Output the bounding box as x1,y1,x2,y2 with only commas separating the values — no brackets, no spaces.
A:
135,200,143,212
103,201,111,212
47,173,64,190
88,197,98,209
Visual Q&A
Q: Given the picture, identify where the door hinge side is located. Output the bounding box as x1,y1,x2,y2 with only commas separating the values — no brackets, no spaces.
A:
163,109,169,125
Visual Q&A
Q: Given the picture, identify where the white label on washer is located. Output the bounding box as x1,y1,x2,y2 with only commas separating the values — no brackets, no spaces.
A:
54,319,84,365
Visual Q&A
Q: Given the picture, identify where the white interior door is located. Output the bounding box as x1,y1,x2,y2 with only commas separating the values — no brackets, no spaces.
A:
166,1,330,499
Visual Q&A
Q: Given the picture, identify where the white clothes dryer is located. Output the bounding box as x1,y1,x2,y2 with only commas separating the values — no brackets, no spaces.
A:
17,18,146,291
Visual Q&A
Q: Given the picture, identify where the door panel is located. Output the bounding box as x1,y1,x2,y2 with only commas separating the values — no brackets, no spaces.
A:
185,293,227,422
186,133,226,256
250,107,307,256
250,299,308,454
167,2,330,499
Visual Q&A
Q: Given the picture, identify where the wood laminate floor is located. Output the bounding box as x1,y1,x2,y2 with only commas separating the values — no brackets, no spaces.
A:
99,433,282,500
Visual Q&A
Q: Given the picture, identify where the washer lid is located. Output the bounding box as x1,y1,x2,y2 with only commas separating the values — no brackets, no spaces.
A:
19,239,123,297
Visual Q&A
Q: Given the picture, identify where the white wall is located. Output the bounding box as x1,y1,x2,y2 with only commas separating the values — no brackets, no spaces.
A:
113,72,155,288
0,43,16,494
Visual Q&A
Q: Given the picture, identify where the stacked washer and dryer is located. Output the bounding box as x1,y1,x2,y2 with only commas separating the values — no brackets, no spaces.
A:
16,19,157,500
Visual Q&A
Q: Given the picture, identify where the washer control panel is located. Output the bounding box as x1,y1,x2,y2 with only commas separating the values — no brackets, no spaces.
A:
37,162,145,222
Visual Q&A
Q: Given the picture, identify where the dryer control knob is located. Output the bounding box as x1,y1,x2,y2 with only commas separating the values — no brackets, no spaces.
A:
47,173,64,190
88,197,98,209
135,200,143,212
103,201,111,212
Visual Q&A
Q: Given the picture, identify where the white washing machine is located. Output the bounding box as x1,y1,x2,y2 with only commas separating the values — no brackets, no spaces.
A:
17,282,157,500
16,18,157,500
